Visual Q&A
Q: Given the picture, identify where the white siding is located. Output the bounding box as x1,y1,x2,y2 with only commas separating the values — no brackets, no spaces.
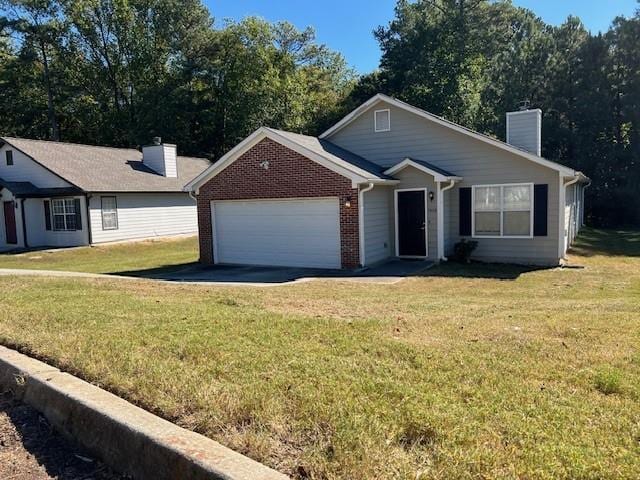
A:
328,101,562,265
89,193,197,243
362,186,391,265
0,143,71,188
25,197,89,247
142,144,177,178
506,110,542,156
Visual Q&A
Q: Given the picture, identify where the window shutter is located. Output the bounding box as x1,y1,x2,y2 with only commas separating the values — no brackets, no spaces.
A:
534,184,548,236
459,187,472,236
74,198,82,230
44,200,51,230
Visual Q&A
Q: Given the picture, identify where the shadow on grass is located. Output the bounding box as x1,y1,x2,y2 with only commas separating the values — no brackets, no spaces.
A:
109,262,200,279
418,261,554,281
570,228,640,257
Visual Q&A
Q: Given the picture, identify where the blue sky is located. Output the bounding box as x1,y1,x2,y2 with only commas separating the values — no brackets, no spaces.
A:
205,0,638,73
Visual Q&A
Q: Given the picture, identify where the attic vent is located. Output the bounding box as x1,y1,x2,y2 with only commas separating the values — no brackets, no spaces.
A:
374,109,391,132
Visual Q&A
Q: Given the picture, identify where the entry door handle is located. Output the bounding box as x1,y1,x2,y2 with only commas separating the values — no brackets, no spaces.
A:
420,222,426,231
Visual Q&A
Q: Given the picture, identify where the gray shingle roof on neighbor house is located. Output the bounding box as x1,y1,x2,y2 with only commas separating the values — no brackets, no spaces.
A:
0,137,211,193
266,128,395,180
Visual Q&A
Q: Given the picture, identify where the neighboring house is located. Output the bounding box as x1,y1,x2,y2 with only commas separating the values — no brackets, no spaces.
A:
0,137,210,251
186,94,590,269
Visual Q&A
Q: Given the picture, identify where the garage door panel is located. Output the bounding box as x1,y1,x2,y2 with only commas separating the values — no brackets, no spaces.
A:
213,198,341,269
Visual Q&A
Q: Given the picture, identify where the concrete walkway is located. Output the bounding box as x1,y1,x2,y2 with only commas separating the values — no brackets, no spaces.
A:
0,259,434,287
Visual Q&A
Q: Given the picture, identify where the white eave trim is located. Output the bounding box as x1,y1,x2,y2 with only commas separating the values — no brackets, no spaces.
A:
184,127,384,192
320,94,578,177
384,158,462,183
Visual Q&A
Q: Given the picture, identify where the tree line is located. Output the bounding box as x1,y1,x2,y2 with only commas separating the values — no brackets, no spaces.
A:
1,0,638,227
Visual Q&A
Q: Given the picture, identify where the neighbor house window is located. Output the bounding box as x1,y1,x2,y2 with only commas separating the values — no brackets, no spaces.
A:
472,183,533,238
374,109,391,132
6,150,13,166
101,196,118,230
51,198,77,231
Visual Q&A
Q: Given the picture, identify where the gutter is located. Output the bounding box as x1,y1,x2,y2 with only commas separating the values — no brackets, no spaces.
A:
85,194,93,245
358,182,375,267
581,179,592,227
437,180,457,261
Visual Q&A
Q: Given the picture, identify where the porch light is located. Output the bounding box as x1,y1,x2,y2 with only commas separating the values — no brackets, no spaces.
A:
344,197,352,208
429,191,435,202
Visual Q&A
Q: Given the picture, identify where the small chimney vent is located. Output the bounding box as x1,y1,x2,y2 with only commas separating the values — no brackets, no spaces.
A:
142,138,177,178
506,106,542,157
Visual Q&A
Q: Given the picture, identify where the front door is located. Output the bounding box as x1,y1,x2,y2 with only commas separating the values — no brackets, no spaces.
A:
3,201,17,245
397,190,427,257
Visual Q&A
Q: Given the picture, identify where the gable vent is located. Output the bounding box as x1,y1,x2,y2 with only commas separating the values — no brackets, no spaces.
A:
374,109,391,132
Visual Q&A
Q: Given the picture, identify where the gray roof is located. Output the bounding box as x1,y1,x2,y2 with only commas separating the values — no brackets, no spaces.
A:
1,137,211,193
267,128,394,180
405,158,459,178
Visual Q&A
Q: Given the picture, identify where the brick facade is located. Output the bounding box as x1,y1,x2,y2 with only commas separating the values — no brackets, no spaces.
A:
196,138,360,269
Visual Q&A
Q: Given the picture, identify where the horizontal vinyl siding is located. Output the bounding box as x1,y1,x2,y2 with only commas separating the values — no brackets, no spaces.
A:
90,193,197,243
363,186,391,265
329,101,561,265
0,144,71,188
507,111,541,155
25,196,89,247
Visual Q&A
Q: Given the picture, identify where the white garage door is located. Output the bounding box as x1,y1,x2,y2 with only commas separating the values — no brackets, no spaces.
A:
212,198,341,269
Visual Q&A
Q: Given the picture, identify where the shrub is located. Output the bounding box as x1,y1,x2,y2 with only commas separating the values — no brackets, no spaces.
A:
453,239,478,263
594,368,623,395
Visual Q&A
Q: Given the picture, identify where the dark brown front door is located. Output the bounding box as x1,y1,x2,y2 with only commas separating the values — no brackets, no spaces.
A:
397,190,427,257
3,201,17,245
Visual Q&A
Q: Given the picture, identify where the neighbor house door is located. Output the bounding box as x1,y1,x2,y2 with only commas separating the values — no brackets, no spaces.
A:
396,189,427,257
3,201,17,245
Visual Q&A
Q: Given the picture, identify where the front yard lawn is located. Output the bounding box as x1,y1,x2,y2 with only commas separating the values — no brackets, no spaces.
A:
0,236,198,274
0,228,638,479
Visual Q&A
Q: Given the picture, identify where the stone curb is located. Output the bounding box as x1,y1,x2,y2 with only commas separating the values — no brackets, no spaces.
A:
0,345,288,480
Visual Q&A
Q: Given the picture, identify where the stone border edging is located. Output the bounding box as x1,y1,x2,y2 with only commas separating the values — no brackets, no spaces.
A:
0,345,288,480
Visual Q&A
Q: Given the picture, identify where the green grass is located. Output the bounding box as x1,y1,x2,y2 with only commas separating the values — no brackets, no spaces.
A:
0,236,198,274
0,228,639,479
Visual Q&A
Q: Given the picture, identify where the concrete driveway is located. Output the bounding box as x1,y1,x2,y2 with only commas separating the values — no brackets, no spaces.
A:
148,258,434,285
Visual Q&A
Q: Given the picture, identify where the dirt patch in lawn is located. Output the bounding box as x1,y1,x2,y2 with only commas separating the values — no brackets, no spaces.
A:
0,389,128,480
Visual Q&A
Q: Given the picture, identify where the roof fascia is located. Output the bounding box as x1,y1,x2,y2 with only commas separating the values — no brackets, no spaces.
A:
384,158,462,182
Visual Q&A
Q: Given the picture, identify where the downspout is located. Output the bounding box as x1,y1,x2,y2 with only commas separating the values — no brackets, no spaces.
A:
437,180,456,262
85,194,93,245
581,179,591,227
20,198,28,249
358,182,375,268
561,176,580,258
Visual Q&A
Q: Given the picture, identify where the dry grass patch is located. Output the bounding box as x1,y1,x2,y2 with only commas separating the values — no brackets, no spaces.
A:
0,229,638,479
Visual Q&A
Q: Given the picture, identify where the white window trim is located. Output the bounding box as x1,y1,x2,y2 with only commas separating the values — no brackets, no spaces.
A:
374,109,391,132
101,196,119,231
471,183,534,239
50,198,78,232
394,188,428,258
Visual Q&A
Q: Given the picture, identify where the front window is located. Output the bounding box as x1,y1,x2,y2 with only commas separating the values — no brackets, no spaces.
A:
51,198,77,231
101,196,118,230
473,183,533,238
6,150,13,166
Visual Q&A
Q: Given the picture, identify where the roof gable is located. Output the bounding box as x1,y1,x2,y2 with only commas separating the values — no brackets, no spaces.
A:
321,94,581,177
185,128,396,192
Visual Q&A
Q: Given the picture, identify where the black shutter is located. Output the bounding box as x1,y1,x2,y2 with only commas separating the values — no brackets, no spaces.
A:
74,198,82,230
534,184,548,236
44,200,51,230
459,187,472,236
